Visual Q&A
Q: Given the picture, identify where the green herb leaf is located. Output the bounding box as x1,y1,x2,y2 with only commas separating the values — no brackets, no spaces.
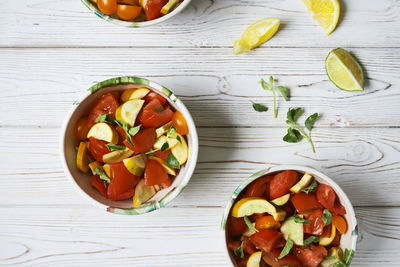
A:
97,113,116,124
322,209,333,226
283,128,303,143
293,215,311,224
250,100,268,112
323,256,337,260
166,126,177,138
287,107,303,122
160,142,169,152
260,78,272,91
305,113,319,131
106,143,126,152
233,242,244,259
304,236,319,246
343,249,355,265
277,86,289,101
269,76,274,86
95,168,110,184
176,135,182,144
244,216,258,233
166,153,180,169
302,180,318,194
333,261,347,267
128,125,141,137
278,239,293,260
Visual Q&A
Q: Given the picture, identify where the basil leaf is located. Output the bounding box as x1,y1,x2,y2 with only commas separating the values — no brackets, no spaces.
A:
166,126,177,138
304,236,319,246
176,135,182,144
293,215,311,224
269,75,274,86
302,180,318,194
128,125,141,137
250,101,268,112
166,153,180,169
333,261,347,267
260,78,272,91
160,142,169,152
233,242,244,259
305,113,319,131
287,107,303,122
277,86,289,101
283,128,303,143
322,209,333,226
323,256,337,260
97,113,116,124
244,216,258,233
278,239,293,259
106,143,126,152
344,249,355,265
95,168,110,184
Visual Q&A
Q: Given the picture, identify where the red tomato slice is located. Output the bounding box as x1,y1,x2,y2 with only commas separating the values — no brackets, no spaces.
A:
88,93,119,129
249,230,282,254
333,201,346,215
316,184,336,211
90,175,107,197
303,209,324,236
262,249,302,267
227,239,241,251
245,175,273,198
227,216,247,236
154,150,169,161
242,237,257,255
123,128,156,153
144,91,167,105
269,170,299,199
321,224,332,237
291,192,322,213
107,162,140,201
139,99,174,128
88,137,110,162
294,244,327,267
144,0,168,21
144,159,171,186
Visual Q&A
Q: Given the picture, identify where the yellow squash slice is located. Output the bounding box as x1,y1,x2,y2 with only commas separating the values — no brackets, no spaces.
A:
76,142,89,173
87,122,119,144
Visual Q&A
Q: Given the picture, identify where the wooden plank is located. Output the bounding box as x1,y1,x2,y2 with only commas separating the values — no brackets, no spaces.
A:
0,48,399,127
1,127,399,207
0,0,399,48
0,206,399,266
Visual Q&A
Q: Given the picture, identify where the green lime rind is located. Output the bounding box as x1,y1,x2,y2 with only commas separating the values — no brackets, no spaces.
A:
325,48,364,92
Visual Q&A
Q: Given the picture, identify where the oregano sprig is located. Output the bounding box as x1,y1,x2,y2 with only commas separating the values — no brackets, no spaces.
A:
259,76,290,118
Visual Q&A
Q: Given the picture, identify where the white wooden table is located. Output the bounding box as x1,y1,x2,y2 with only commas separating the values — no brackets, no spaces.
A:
1,0,399,266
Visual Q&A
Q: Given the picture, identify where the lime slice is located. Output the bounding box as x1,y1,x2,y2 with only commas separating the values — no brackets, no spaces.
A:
233,18,280,55
326,48,364,91
301,0,340,35
246,251,262,267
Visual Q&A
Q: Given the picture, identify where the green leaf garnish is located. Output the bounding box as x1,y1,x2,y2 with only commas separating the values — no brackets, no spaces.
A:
322,209,333,226
302,180,318,194
287,107,303,123
278,239,293,260
283,128,303,143
244,216,258,233
293,215,311,224
324,256,337,260
106,143,126,152
305,113,319,131
343,249,355,265
97,113,135,147
277,86,289,101
233,242,244,259
95,168,110,184
176,135,182,144
250,100,268,112
304,236,319,246
160,142,169,152
128,125,141,137
259,77,290,118
166,153,180,169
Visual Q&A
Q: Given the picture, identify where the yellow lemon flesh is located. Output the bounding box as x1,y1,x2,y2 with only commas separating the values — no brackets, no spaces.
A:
246,251,262,267
133,179,156,207
326,48,364,91
121,88,150,102
290,173,313,193
233,18,280,55
301,0,340,35
87,122,119,144
319,224,336,246
171,134,188,165
231,197,277,218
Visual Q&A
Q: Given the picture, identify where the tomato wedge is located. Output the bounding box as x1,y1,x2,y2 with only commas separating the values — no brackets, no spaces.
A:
255,216,281,230
227,239,241,251
303,209,324,236
242,237,257,255
316,184,347,215
144,91,167,105
88,137,110,162
249,230,282,254
123,128,156,153
139,99,174,128
144,0,168,21
227,216,247,236
245,175,273,198
154,150,169,161
291,192,322,213
88,93,119,129
269,170,299,199
90,175,107,197
107,162,140,201
293,244,327,267
144,159,171,186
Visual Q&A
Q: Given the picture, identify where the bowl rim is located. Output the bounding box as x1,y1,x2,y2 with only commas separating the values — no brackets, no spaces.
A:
81,0,192,27
220,165,358,265
59,76,199,215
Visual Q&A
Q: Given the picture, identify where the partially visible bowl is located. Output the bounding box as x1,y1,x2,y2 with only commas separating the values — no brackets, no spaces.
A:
60,76,198,215
81,0,191,27
221,165,358,266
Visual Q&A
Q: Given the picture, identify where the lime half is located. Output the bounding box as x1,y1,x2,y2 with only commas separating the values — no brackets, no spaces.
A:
325,48,364,91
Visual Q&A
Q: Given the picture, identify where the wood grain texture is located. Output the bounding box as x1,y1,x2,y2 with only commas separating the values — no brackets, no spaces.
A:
0,0,399,48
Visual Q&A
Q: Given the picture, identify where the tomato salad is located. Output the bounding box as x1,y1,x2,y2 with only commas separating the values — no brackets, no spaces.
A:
226,170,354,267
75,87,189,206
91,0,184,22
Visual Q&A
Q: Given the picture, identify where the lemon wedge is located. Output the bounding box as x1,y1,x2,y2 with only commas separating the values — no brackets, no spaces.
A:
133,179,156,207
87,122,119,144
290,173,313,193
232,197,277,218
319,224,336,246
121,88,150,102
171,134,188,165
246,251,262,267
301,0,340,35
233,18,280,55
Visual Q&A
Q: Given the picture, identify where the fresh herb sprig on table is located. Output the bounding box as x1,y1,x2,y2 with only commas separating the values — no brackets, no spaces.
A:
283,107,319,153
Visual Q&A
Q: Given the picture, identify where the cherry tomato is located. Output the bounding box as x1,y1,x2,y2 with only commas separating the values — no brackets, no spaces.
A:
144,92,167,105
88,137,109,162
88,93,119,129
144,0,168,21
332,215,347,234
172,111,189,135
255,216,281,231
293,244,327,267
74,117,89,140
303,209,324,236
144,159,170,186
269,170,299,199
123,128,156,153
291,192,322,213
227,216,247,236
117,5,142,20
154,150,169,161
107,162,140,201
90,175,107,197
97,0,118,15
245,175,273,198
139,99,174,128
248,230,282,254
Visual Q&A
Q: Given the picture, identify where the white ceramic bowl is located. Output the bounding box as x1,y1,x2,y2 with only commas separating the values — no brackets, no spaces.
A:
221,165,358,266
81,0,191,27
60,76,198,215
